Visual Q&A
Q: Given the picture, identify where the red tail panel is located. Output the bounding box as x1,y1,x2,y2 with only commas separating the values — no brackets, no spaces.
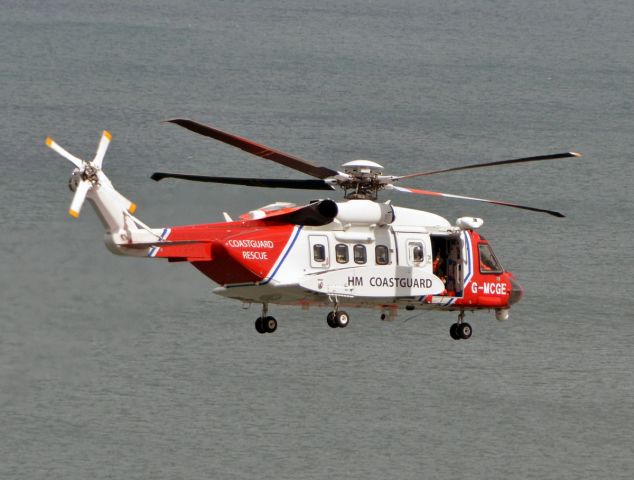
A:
221,225,296,280
152,221,296,285
155,242,212,261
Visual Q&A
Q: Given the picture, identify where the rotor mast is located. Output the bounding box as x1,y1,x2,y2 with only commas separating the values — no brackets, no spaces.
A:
339,160,387,200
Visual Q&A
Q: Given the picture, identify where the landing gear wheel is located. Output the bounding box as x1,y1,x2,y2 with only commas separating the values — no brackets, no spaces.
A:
263,316,277,333
327,311,338,328
335,311,349,328
458,322,472,340
450,323,461,340
255,316,277,333
255,317,266,334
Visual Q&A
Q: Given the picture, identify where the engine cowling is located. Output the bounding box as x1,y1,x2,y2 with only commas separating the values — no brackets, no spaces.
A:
336,200,395,226
456,216,484,230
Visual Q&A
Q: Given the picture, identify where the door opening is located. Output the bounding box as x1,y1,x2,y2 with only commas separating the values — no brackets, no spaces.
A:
431,234,462,296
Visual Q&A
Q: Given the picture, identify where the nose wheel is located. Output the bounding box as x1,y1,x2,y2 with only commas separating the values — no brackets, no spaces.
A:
450,311,472,340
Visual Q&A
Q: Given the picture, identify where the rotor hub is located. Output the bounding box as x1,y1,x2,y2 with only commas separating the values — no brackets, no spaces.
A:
81,164,100,185
339,160,386,199
341,159,384,177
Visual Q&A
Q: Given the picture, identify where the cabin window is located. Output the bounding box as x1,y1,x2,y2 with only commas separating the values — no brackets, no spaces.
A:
375,245,389,265
313,244,326,263
409,242,425,264
335,244,349,264
478,243,503,274
353,244,367,264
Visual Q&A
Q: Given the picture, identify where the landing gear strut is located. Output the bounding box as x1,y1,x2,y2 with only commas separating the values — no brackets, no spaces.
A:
255,303,277,334
450,311,472,340
326,297,349,329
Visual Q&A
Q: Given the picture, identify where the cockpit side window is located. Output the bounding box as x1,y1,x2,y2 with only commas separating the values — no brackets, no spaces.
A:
478,243,503,274
408,241,425,264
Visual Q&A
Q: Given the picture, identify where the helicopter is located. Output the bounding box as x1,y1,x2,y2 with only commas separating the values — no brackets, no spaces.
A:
45,119,581,339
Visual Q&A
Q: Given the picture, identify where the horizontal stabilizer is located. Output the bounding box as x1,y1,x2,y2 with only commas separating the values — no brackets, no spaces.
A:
120,240,206,249
122,240,213,260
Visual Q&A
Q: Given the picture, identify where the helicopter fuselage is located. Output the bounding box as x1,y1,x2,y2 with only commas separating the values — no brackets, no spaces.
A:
136,200,522,320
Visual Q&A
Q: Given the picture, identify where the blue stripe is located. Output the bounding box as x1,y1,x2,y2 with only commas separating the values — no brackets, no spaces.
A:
147,228,169,257
259,226,303,285
453,231,472,296
463,231,473,287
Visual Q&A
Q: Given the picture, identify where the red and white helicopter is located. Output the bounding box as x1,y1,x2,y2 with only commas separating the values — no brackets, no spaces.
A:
46,119,581,339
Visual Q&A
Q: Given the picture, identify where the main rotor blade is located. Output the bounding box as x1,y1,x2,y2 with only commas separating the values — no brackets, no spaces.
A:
396,152,582,181
392,186,565,217
151,172,335,190
165,118,339,180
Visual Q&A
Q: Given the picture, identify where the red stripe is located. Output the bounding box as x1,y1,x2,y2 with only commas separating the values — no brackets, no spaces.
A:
400,187,444,197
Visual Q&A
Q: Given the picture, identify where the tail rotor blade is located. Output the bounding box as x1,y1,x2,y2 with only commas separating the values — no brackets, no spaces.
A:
69,180,91,218
92,130,112,168
45,137,85,169
112,188,137,213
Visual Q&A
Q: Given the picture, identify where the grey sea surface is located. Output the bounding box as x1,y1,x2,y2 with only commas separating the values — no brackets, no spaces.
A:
1,0,633,478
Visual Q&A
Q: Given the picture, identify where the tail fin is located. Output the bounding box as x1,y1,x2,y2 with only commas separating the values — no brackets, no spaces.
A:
46,131,167,256
46,131,136,231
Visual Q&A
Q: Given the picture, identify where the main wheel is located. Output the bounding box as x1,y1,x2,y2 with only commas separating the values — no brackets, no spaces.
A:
255,317,267,334
263,316,278,333
335,311,350,328
459,322,472,340
327,311,338,328
450,323,461,340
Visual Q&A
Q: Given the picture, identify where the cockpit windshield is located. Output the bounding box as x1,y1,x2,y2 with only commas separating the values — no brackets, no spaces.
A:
478,243,503,274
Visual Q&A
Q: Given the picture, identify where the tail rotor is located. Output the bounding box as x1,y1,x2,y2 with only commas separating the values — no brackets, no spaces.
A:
45,130,113,218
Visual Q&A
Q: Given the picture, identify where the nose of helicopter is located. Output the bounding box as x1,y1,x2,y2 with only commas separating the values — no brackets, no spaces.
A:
508,274,524,305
